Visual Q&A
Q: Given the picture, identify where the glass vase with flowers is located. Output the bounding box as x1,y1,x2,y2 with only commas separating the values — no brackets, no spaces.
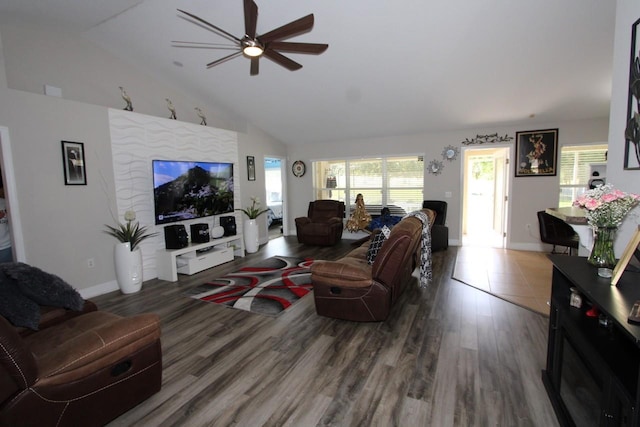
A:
573,184,640,276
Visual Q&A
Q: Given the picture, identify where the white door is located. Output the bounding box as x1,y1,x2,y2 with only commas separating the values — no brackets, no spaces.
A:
264,157,285,239
462,147,510,248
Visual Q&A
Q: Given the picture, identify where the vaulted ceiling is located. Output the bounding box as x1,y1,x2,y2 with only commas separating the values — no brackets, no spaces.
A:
0,0,616,145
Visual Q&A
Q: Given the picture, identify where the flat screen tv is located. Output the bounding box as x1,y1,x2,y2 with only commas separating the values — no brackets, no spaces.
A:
152,160,234,225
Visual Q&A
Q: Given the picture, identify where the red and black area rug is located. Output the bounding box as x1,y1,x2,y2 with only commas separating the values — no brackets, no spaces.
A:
185,256,315,316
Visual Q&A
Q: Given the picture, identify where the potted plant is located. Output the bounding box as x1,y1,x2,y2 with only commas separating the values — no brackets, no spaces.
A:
104,210,157,293
236,197,269,253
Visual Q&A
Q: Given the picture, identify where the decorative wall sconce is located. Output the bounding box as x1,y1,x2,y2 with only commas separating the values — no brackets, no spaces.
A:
427,159,444,175
461,133,513,145
442,145,459,161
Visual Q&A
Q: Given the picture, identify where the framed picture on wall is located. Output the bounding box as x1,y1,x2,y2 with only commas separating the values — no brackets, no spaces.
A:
514,128,558,177
61,140,87,185
247,155,256,181
624,17,640,170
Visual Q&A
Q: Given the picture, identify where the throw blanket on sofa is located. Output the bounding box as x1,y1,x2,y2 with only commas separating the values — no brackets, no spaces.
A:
403,210,433,288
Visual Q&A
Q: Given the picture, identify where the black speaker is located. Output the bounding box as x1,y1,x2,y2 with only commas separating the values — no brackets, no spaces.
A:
220,216,237,236
164,224,188,249
190,223,210,243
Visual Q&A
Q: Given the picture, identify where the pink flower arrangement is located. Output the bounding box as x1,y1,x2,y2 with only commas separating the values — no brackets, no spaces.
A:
573,184,640,229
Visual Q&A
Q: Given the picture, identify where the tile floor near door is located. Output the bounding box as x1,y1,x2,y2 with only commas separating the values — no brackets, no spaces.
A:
453,246,554,316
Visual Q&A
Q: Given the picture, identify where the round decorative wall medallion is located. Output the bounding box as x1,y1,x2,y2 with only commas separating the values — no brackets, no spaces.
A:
427,159,444,175
292,160,306,177
442,145,459,161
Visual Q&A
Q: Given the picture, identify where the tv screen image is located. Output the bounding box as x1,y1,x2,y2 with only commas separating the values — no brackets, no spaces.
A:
152,160,234,225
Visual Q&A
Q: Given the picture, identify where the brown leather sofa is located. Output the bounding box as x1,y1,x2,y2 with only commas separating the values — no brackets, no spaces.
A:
311,209,434,321
295,200,345,246
0,301,162,427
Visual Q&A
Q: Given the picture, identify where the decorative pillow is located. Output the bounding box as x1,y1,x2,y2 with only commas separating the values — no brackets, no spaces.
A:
0,262,84,311
0,269,41,330
366,229,389,265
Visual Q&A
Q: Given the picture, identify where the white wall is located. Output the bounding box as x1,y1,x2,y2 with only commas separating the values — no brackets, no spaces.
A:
286,118,610,250
608,0,640,254
0,23,243,132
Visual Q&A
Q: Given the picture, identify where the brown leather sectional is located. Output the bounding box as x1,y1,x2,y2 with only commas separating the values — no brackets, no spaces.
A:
311,209,434,321
0,301,162,427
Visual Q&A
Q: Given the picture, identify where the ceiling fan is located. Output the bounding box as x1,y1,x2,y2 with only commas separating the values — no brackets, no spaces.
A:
173,0,328,76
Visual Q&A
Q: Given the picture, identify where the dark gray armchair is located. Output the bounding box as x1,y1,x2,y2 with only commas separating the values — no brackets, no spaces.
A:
422,200,448,251
537,210,579,255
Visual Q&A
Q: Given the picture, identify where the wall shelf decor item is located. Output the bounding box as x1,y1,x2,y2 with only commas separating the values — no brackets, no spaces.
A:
624,17,640,170
427,159,444,175
166,98,177,120
442,145,459,161
461,133,513,145
514,128,558,177
119,86,133,111
61,140,87,185
195,107,207,126
292,160,306,177
247,156,256,181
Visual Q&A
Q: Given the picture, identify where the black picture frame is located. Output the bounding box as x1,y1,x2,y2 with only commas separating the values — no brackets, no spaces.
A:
624,17,640,170
514,129,558,177
247,156,255,181
61,140,87,185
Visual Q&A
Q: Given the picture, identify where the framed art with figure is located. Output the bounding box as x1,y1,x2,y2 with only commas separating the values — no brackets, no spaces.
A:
61,140,86,185
515,129,558,177
247,156,256,181
624,17,640,170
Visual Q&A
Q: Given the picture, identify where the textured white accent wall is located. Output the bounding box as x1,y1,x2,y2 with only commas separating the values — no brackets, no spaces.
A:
108,108,240,280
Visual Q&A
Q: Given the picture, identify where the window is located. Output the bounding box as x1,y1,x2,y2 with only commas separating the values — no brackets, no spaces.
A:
313,156,424,214
558,145,607,207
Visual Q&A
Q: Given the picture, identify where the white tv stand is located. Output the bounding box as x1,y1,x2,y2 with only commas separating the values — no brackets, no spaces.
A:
156,235,244,282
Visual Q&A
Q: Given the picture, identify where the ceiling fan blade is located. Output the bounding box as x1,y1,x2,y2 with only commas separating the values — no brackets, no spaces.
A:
244,0,258,39
259,14,315,43
206,51,243,68
263,49,303,71
250,57,259,76
178,9,242,43
172,41,239,51
268,41,328,54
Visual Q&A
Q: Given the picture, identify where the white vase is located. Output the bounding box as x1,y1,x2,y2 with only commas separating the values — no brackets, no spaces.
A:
114,242,143,294
244,219,259,253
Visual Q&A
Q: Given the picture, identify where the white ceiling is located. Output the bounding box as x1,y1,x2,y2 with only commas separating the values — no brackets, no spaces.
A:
0,0,616,145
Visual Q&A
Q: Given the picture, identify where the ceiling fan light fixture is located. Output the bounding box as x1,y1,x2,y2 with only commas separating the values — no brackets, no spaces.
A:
242,40,264,57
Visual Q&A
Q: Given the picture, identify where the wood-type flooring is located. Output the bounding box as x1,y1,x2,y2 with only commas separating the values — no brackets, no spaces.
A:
96,237,559,427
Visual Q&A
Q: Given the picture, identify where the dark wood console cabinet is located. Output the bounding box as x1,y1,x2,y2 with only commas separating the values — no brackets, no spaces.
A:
543,256,640,427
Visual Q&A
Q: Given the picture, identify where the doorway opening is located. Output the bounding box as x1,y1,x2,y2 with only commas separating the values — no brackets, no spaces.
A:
462,146,509,248
264,157,284,240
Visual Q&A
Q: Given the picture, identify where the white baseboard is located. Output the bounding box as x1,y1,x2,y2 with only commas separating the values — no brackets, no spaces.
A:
79,280,119,299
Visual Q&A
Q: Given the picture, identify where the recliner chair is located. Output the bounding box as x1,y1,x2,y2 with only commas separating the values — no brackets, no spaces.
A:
295,200,345,246
537,210,580,255
422,200,448,251
0,301,162,427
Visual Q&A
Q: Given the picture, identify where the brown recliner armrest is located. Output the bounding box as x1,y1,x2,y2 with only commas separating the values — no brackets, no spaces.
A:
311,260,372,288
25,312,161,385
326,217,342,225
295,217,311,226
0,316,38,403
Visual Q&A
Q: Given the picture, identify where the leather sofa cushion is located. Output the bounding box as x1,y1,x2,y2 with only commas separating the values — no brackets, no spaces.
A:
24,311,161,385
